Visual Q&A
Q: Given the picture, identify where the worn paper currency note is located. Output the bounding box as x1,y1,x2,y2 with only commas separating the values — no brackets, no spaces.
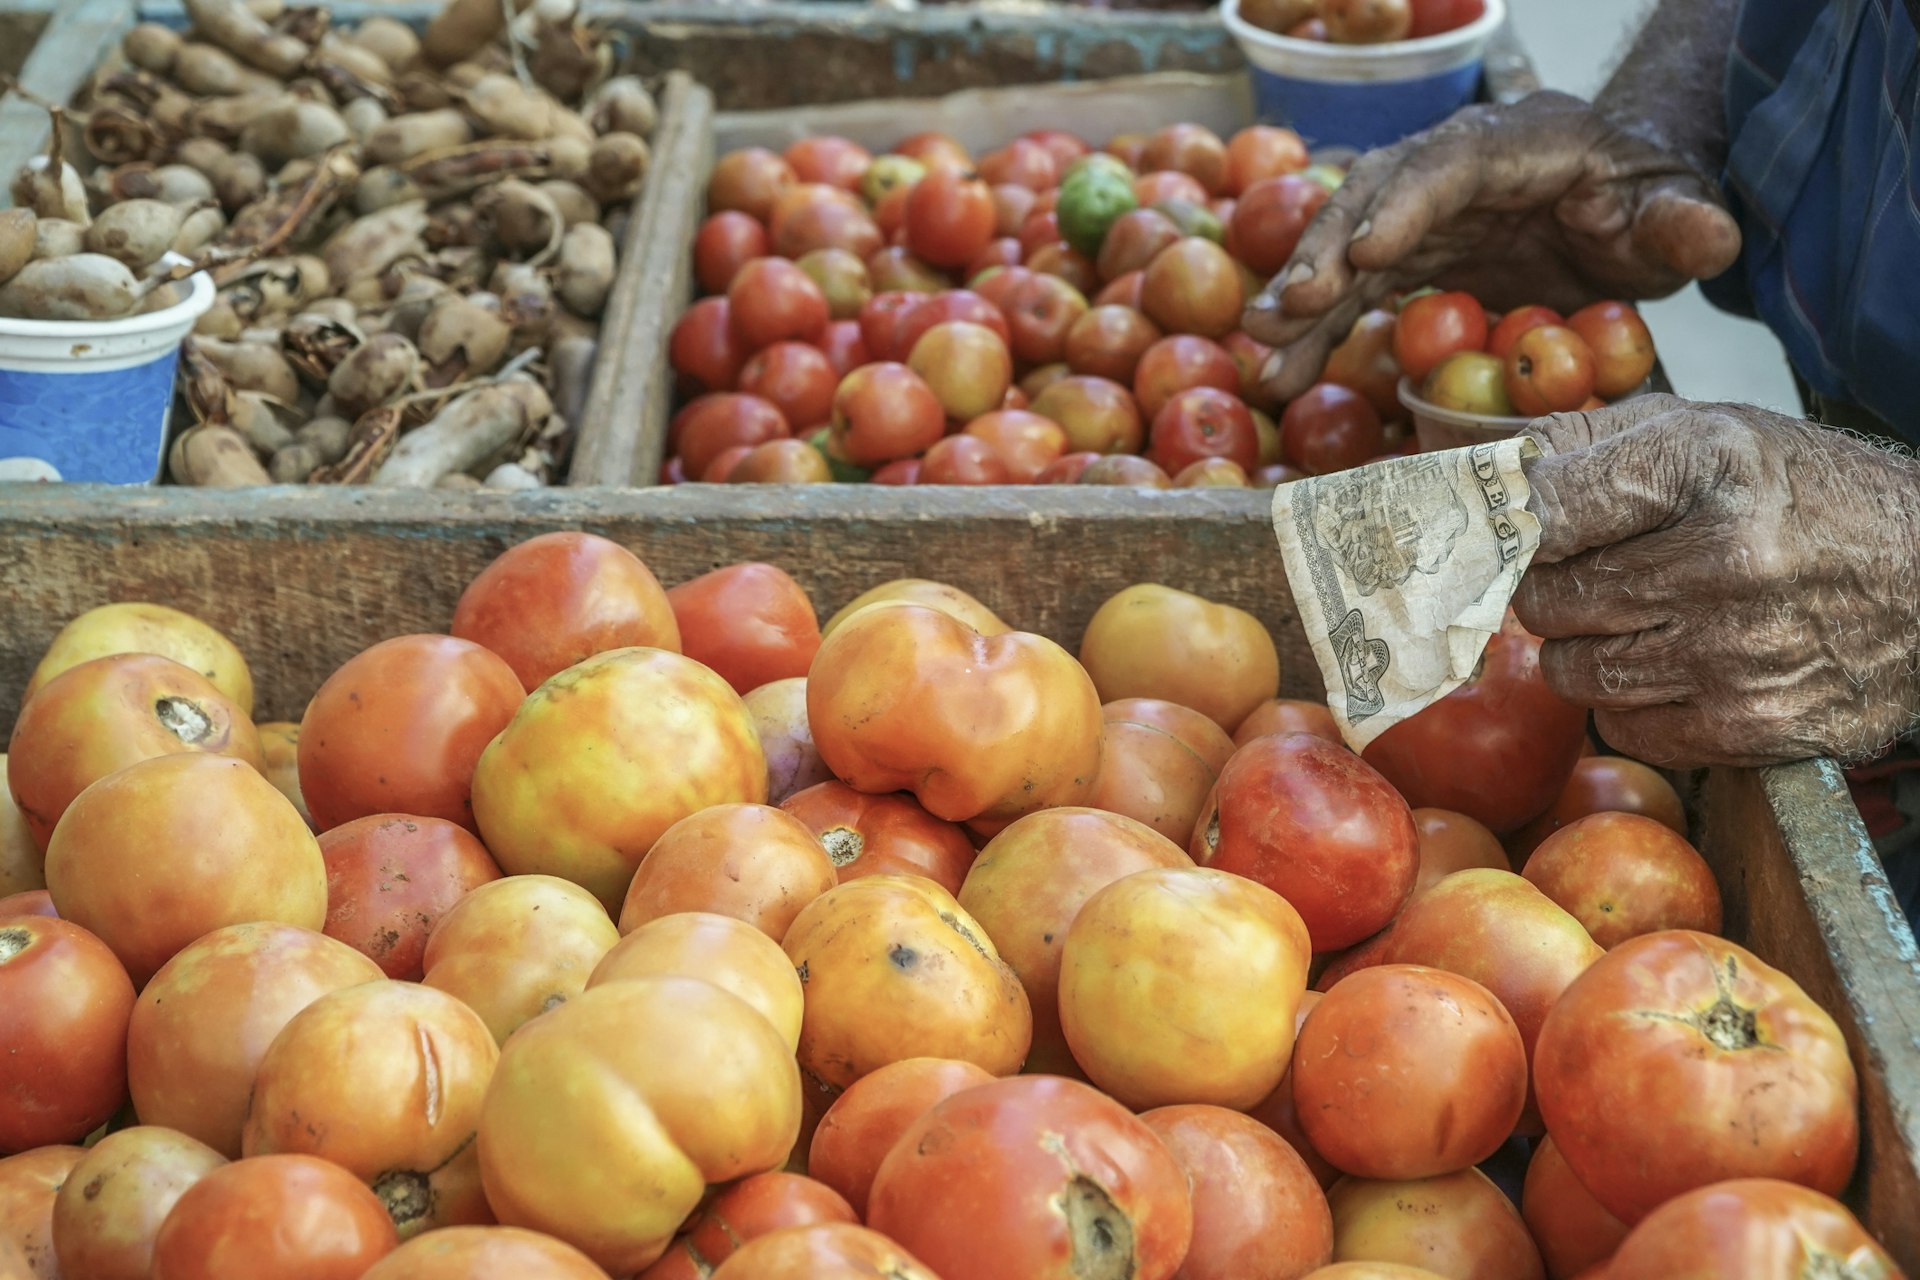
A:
1272,437,1543,752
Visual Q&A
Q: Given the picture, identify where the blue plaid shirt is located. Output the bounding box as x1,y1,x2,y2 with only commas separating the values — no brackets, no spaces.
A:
1701,0,1920,442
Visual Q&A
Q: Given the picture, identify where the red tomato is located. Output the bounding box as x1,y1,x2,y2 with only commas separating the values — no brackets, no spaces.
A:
1228,175,1329,275
1079,454,1173,487
815,319,870,378
701,447,752,483
739,341,840,430
919,435,1011,485
0,1145,85,1280
1281,383,1385,474
675,393,792,479
1134,334,1241,419
1021,129,1090,169
693,212,770,296
637,1172,857,1280
728,258,831,351
1140,238,1244,338
866,244,947,293
867,1076,1194,1280
858,291,927,363
1219,330,1281,414
1323,0,1412,42
989,185,1038,239
360,1226,608,1280
1026,243,1100,296
318,815,500,980
808,1058,996,1218
1408,0,1486,37
709,148,797,222
1536,931,1859,1224
906,170,996,270
1243,990,1339,1188
0,890,55,920
1147,386,1260,474
1521,1135,1628,1280
1017,209,1063,258
894,131,972,173
1094,270,1146,309
785,136,873,192
298,636,524,834
1507,754,1688,859
1096,209,1183,283
1192,732,1418,951
897,289,1013,350
0,917,134,1153
1037,451,1100,483
1234,697,1342,746
1000,273,1092,367
1325,1169,1544,1280
1065,304,1163,383
728,438,832,484
1411,807,1511,893
1362,614,1587,834
451,530,681,692
1486,304,1563,359
780,780,976,894
1600,1179,1897,1280
1393,290,1488,382
1140,1105,1333,1279
828,363,946,466
1140,124,1230,195
666,562,822,696
150,1154,398,1279
1225,125,1310,194
1521,811,1720,948
1134,170,1212,208
964,410,1070,483
707,1224,941,1280
977,139,1058,191
871,458,922,485
669,296,748,392
969,235,1024,277
774,199,885,262
1565,300,1656,399
1029,375,1145,456
1294,965,1527,1179
1504,324,1597,416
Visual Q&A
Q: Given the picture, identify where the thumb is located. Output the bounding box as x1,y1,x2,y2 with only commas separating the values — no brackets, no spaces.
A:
1523,397,1703,562
1635,187,1743,282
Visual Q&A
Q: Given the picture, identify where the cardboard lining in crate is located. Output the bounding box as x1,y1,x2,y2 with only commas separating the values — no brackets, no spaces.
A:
0,480,1914,1266
0,0,693,487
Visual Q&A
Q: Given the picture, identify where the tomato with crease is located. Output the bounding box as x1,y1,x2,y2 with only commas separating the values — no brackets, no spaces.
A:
780,780,976,894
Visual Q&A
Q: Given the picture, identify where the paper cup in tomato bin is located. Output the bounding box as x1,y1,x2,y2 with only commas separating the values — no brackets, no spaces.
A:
0,260,215,485
1221,0,1506,152
1399,374,1655,453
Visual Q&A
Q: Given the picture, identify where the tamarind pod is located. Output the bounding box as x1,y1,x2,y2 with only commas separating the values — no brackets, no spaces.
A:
321,199,430,286
420,0,531,68
311,403,404,483
171,43,259,96
273,5,331,49
371,381,551,487
232,390,299,455
547,333,596,438
328,331,420,419
583,132,649,205
310,55,403,114
364,109,474,167
283,310,365,385
555,221,614,319
83,106,166,167
215,148,360,258
170,423,272,485
172,137,233,178
416,294,510,387
0,210,34,288
395,140,572,203
173,205,229,256
238,100,353,167
343,98,389,142
85,199,200,270
269,439,325,482
0,255,148,320
586,77,657,139
30,219,86,263
297,414,352,463
350,18,421,74
194,336,302,402
180,338,242,428
123,23,184,74
183,0,312,77
188,93,283,146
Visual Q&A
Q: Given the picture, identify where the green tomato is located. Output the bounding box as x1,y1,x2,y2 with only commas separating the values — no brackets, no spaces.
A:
860,155,927,206
1057,169,1139,257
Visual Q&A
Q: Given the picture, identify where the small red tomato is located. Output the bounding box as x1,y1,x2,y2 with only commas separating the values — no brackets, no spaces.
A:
919,435,1011,485
675,393,792,480
1566,300,1656,398
1225,125,1310,194
1140,238,1244,338
829,363,946,466
1140,124,1231,196
1504,323,1598,416
815,319,870,379
708,148,797,222
808,1058,995,1218
1018,209,1063,259
1486,304,1564,359
1409,0,1486,37
1038,451,1101,484
871,458,922,485
669,297,748,393
897,289,1012,351
858,291,927,364
0,917,134,1152
727,438,833,484
969,236,1024,278
693,212,771,296
1135,170,1213,209
319,815,500,980
1027,243,1100,297
739,341,840,431
701,446,753,483
963,411,1070,483
1227,175,1329,275
638,1173,856,1279
1393,289,1489,382
906,171,996,270
666,563,823,695
1000,273,1091,367
785,136,873,191
1280,383,1385,474
977,139,1058,191
1096,209,1184,284
728,258,831,351
1021,129,1090,170
1094,270,1146,309
1134,334,1241,420
894,131,972,173
1148,386,1260,474
150,1153,398,1278
1065,304,1163,384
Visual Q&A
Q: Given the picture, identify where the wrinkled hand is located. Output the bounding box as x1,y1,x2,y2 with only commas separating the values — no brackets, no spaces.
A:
1242,91,1742,401
1512,395,1920,768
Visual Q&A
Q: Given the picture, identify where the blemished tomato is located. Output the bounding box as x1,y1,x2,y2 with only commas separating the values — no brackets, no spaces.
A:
783,875,1032,1088
1411,808,1510,894
1065,305,1163,383
1294,965,1527,1179
1322,0,1412,42
1504,324,1597,416
828,362,947,466
298,635,523,835
1408,0,1486,37
1096,209,1182,283
1520,1135,1627,1280
694,211,771,296
1486,304,1563,359
1509,754,1688,858
1234,696,1342,746
669,296,749,392
1148,386,1260,475
128,923,383,1157
963,410,1070,483
666,562,822,696
150,1153,400,1280
318,815,501,980
1520,811,1721,947
957,807,1192,1074
1281,383,1384,474
740,340,840,430
1535,931,1859,1224
1392,290,1488,382
589,910,804,1051
620,803,836,941
52,1126,227,1280
1566,300,1657,399
909,322,1014,423
1225,125,1310,194
1140,1104,1334,1280
1140,123,1230,195
360,1225,609,1280
729,257,831,351
904,170,996,270
729,438,833,484
423,875,618,1045
867,1076,1194,1280
638,1173,857,1280
1000,272,1091,367
808,1059,996,1217
1134,334,1241,420
1422,350,1515,415
1600,1179,1900,1280
786,136,873,191
1062,866,1311,1110
1092,698,1236,844
1363,613,1587,834
1078,583,1280,733
780,780,976,894
242,981,497,1237
1228,174,1329,275
1327,1168,1545,1280
708,1223,942,1280
471,647,767,912
796,246,875,321
1029,375,1146,456
451,530,681,692
1193,733,1418,952
0,916,134,1154
1140,238,1243,338
1323,309,1404,420
708,147,797,222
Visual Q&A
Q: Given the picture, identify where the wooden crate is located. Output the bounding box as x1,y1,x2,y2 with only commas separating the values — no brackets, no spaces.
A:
0,0,698,486
0,481,1914,1265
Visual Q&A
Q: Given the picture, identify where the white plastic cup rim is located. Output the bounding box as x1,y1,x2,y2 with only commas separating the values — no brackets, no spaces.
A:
0,254,216,341
1397,373,1530,430
1221,0,1507,76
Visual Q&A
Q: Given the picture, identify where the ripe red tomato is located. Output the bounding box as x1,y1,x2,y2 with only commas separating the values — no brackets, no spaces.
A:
867,1076,1194,1280
319,815,500,980
1140,238,1244,338
774,200,885,262
894,131,972,173
1408,0,1486,37
906,170,996,270
1026,243,1100,296
829,362,946,466
298,636,524,834
970,235,1024,277
815,319,870,378
739,341,839,430
665,562,820,696
0,1145,85,1280
785,136,873,191
1228,175,1329,275
1140,124,1230,194
1037,451,1099,483
674,393,792,480
728,258,831,351
1065,304,1162,384
1520,1135,1628,1280
1600,1179,1897,1280
1234,697,1341,746
0,917,134,1153
1225,125,1310,194
1280,383,1385,474
150,1154,398,1279
897,289,1013,350
637,1172,857,1279
1000,272,1090,367
669,296,748,392
919,435,1010,485
0,890,54,920
1536,931,1859,1224
871,458,922,485
1504,323,1597,416
1393,289,1488,382
1139,1105,1333,1279
1521,811,1721,947
1134,334,1241,419
1323,0,1413,42
693,212,770,297
1134,170,1212,209
780,780,976,894
1410,807,1511,893
1486,304,1563,359
858,290,927,363
1566,300,1657,398
808,1058,995,1218
1362,613,1588,834
1079,454,1173,487
728,438,832,484
1508,754,1687,858
1192,732,1419,951
977,139,1059,192
963,410,1070,483
1021,128,1090,169
1096,209,1183,283
708,148,797,222
1148,386,1260,474
1094,270,1146,309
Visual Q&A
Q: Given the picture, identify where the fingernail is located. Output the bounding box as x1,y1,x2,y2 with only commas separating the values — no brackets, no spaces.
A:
1260,352,1286,383
1352,218,1373,240
1248,293,1278,312
1285,262,1313,287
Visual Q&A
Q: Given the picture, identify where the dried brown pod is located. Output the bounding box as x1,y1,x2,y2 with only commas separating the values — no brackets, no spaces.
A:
172,138,232,179
372,379,551,486
364,109,475,167
554,221,614,319
172,43,261,96
123,22,185,74
189,93,283,146
239,100,354,167
283,308,364,384
460,74,592,144
416,294,510,386
342,98,389,142
172,205,229,256
273,6,331,48
171,423,273,485
314,37,395,87
397,140,563,203
104,163,221,207
395,71,455,114
85,199,205,270
232,390,301,454
426,203,488,251
30,218,86,262
473,179,562,261
0,254,154,320
419,0,531,69
351,17,421,73
377,273,450,339
328,331,419,418
297,413,352,462
195,336,302,401
82,105,165,168
0,210,35,287
322,199,430,286
352,165,425,214
490,261,556,343
535,179,598,227
183,0,312,77
214,255,331,322
585,76,656,138
582,131,648,205
311,403,404,482
528,16,611,106
209,152,269,212
14,110,92,224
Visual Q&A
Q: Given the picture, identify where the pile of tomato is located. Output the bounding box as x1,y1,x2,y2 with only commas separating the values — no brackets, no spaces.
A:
0,532,1898,1280
1239,0,1486,44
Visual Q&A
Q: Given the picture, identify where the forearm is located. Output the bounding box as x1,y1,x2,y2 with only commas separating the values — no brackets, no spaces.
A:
1592,0,1740,178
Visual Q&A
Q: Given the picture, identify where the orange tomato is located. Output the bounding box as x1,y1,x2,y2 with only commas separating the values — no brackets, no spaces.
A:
1520,1135,1626,1280
1599,1178,1898,1280
779,781,976,894
149,1154,398,1279
666,562,822,696
820,578,1009,638
1411,808,1511,895
1079,584,1279,733
1327,1168,1544,1280
1521,812,1721,947
639,1173,857,1280
587,911,803,1050
619,803,837,941
359,1225,609,1280
708,1222,942,1280
807,1058,996,1218
318,814,501,980
1141,1104,1334,1279
0,1145,86,1280
421,874,618,1045
51,1126,227,1280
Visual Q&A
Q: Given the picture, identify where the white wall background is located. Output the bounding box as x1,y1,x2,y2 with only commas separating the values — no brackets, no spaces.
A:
1503,0,1802,412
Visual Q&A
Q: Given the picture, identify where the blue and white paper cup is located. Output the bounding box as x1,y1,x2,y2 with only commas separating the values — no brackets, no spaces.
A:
0,261,215,485
1221,0,1506,153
